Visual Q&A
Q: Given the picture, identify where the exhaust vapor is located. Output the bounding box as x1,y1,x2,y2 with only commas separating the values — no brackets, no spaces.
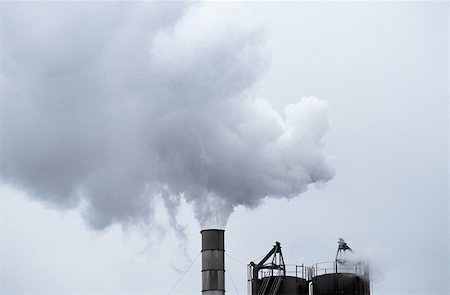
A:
0,2,334,230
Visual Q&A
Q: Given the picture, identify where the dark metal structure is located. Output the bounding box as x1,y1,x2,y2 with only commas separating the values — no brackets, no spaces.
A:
248,242,308,295
335,237,353,272
248,239,370,295
201,229,225,295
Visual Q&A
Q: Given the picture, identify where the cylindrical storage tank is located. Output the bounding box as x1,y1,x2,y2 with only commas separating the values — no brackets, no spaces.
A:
311,273,370,295
201,229,225,295
279,276,309,295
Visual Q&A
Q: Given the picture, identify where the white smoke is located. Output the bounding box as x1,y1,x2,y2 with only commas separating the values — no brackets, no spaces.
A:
0,2,334,230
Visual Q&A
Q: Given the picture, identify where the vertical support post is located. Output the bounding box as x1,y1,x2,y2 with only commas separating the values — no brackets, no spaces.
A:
201,229,225,295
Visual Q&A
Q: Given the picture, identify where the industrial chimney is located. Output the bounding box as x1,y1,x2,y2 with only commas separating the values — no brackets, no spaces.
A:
201,229,225,295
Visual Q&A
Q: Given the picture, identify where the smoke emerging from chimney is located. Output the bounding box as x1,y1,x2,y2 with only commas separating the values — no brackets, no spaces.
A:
0,2,334,230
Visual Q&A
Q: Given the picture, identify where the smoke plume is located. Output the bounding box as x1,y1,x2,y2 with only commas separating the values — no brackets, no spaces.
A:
0,2,334,229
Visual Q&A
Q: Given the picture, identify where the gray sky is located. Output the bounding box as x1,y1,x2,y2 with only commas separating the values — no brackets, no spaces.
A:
0,1,448,295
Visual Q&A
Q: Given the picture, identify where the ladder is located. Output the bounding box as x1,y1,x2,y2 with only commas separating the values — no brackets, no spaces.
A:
258,277,271,295
268,276,282,295
258,276,282,295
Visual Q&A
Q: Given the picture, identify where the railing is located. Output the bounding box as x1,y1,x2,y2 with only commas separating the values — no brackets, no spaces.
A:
309,261,368,279
285,264,307,279
258,267,284,279
253,264,308,280
248,261,368,283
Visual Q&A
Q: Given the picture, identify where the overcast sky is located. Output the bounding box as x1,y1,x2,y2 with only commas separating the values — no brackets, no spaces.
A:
0,1,448,295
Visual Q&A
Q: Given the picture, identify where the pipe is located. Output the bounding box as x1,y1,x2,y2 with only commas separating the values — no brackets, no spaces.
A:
201,229,225,295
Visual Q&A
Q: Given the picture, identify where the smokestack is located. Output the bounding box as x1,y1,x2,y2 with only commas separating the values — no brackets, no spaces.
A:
201,229,225,295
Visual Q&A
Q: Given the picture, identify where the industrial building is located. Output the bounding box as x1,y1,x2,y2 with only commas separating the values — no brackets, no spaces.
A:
201,229,371,295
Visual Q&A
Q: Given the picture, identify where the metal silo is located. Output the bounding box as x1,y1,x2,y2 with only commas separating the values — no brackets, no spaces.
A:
308,239,371,295
201,229,225,295
248,242,308,295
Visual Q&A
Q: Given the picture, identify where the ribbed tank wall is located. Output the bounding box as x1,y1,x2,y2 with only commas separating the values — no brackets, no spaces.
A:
311,273,370,295
201,229,225,295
